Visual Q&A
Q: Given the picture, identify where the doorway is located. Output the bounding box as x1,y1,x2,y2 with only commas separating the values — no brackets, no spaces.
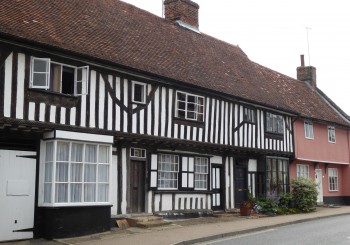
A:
0,150,36,242
129,160,146,213
211,164,224,211
234,166,248,208
315,169,323,203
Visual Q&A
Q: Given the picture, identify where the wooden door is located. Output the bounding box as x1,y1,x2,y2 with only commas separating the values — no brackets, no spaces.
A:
234,166,248,208
130,160,145,213
211,165,224,210
0,150,36,242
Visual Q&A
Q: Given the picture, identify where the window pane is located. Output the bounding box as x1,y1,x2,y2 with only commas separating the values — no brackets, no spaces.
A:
34,59,48,72
45,162,53,182
44,183,52,203
177,92,186,101
70,184,82,202
56,162,69,182
57,142,69,161
55,183,68,203
99,146,109,163
33,73,47,87
84,164,97,182
84,184,96,202
98,184,109,202
71,143,83,162
46,142,54,162
133,83,144,103
98,165,109,182
85,145,97,163
71,163,83,182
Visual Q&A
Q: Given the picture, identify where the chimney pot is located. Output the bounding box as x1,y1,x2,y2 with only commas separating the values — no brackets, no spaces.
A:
164,0,199,29
300,54,305,66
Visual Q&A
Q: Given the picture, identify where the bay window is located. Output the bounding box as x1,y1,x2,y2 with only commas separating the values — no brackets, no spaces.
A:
42,140,111,205
266,158,288,197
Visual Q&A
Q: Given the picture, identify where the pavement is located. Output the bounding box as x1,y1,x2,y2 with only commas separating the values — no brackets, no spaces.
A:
3,205,350,245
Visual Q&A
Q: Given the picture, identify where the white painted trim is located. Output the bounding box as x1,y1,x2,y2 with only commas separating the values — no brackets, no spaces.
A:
39,103,45,122
89,71,96,128
69,107,76,125
16,53,25,119
99,75,105,129
4,52,13,117
43,130,113,143
115,77,121,131
60,107,66,124
49,105,56,123
295,157,349,165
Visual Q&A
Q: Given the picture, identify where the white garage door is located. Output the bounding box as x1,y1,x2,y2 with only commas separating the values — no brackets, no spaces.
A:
0,150,36,242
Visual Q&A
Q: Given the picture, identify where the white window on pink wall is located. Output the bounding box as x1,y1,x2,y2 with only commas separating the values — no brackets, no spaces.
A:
328,168,338,191
297,164,309,178
328,126,336,143
304,120,314,139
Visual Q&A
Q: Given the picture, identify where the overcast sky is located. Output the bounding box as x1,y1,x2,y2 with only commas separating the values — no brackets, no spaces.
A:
122,0,350,115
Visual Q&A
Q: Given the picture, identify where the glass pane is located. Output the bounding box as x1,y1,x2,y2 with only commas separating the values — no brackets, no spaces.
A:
98,184,109,202
99,146,109,163
178,101,186,110
34,59,48,72
187,95,195,103
71,163,83,182
56,162,69,182
71,143,83,162
84,164,96,182
177,92,186,101
133,83,144,102
45,142,54,162
57,142,69,161
70,184,82,202
98,165,109,182
84,184,96,202
44,183,52,203
55,183,68,203
44,162,53,182
85,145,97,163
33,73,47,87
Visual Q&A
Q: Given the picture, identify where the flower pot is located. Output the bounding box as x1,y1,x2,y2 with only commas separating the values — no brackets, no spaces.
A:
240,207,251,216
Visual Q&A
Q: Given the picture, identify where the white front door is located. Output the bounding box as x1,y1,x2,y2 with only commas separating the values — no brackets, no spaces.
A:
0,150,36,242
315,169,323,203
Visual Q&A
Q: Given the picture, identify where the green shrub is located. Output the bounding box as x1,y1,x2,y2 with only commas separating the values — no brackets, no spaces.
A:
278,192,294,208
291,177,318,213
256,198,278,214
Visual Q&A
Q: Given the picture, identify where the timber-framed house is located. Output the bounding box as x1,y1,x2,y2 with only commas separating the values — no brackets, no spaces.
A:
3,0,345,241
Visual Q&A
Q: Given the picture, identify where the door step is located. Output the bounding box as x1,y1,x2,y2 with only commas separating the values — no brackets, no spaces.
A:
127,216,171,228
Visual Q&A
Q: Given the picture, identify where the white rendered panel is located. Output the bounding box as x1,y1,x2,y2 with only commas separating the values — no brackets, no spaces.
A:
188,157,194,172
167,89,173,137
204,97,210,142
161,87,166,137
49,105,56,123
107,75,113,130
150,172,157,188
4,53,12,118
60,107,66,124
182,173,188,188
16,53,25,119
132,113,137,133
153,88,159,136
182,157,188,171
115,77,121,131
248,159,257,172
28,102,35,121
89,70,96,128
123,79,128,133
188,173,194,188
70,107,76,125
99,75,105,129
140,109,145,134
151,154,158,170
39,103,45,122
186,126,191,140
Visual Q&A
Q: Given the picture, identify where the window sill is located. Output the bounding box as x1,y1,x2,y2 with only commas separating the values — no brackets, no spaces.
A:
173,117,204,127
28,89,79,108
265,132,284,140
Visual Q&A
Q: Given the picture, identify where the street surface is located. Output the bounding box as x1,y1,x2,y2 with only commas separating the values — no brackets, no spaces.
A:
199,215,350,245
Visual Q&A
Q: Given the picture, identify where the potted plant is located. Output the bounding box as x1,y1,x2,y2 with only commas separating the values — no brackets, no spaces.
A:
239,194,255,216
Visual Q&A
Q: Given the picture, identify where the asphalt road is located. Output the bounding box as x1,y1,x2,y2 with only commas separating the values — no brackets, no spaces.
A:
199,214,350,245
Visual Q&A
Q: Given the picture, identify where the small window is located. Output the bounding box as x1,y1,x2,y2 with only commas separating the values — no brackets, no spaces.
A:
31,57,89,96
176,91,204,122
130,148,146,158
132,81,146,104
266,112,284,134
194,157,208,190
328,126,336,143
304,121,314,139
157,154,179,189
297,164,309,178
243,107,256,123
328,168,338,191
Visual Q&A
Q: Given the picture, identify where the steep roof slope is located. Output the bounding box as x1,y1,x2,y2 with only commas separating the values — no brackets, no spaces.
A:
0,0,348,126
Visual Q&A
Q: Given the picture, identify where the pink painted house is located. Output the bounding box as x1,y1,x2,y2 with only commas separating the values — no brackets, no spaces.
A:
290,57,350,204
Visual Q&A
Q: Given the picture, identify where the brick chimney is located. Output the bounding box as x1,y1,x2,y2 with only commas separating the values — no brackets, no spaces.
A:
297,54,317,87
164,0,199,29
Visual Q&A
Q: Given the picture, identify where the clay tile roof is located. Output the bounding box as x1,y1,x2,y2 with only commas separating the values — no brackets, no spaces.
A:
0,0,349,126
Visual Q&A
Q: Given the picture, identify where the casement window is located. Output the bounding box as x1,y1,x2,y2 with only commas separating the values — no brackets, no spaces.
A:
132,81,146,104
130,147,146,158
304,121,314,139
42,141,111,205
266,158,288,196
30,57,89,96
176,91,204,122
328,126,336,143
266,112,284,134
157,154,179,189
328,168,338,191
194,157,208,190
297,164,309,178
243,107,256,123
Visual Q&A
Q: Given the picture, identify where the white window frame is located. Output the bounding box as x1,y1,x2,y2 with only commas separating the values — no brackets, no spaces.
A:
266,112,284,134
176,91,204,122
130,147,146,158
194,157,208,190
40,140,112,207
30,57,89,96
304,120,314,139
296,164,309,178
328,168,338,191
132,81,146,104
157,154,179,190
328,126,336,143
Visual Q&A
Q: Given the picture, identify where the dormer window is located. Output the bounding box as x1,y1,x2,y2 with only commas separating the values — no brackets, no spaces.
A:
30,57,89,96
266,112,284,135
176,91,204,122
243,107,256,124
132,81,146,104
